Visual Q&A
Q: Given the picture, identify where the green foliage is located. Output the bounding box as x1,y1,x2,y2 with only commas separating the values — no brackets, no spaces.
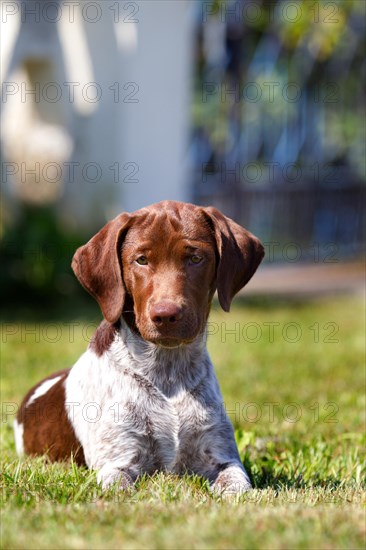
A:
0,206,91,319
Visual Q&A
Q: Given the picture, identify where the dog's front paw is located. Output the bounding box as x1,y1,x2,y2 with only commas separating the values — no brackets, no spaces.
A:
212,464,252,497
97,464,135,490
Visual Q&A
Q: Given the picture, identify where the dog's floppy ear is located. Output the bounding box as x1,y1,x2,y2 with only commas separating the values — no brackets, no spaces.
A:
72,213,133,323
204,207,265,312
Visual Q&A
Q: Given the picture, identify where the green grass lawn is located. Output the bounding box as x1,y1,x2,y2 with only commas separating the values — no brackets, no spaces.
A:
1,295,365,549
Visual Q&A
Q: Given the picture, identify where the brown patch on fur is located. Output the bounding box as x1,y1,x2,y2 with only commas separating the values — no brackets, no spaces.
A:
17,370,86,466
89,320,119,357
72,213,134,324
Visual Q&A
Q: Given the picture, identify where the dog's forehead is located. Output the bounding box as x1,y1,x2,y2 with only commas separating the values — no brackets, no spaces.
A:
126,202,213,244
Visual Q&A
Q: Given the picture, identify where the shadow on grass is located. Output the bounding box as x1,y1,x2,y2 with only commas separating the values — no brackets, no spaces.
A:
244,455,348,490
241,437,364,491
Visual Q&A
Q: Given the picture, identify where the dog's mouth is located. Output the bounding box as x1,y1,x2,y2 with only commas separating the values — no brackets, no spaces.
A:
155,332,203,348
139,323,200,348
144,331,197,348
124,306,205,348
122,309,201,347
155,338,185,349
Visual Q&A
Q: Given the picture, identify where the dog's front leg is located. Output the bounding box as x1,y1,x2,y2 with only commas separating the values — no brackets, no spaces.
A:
201,414,253,496
96,463,136,490
211,462,252,496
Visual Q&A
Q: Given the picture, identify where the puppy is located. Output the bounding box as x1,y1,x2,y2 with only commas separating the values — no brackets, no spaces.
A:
15,201,264,494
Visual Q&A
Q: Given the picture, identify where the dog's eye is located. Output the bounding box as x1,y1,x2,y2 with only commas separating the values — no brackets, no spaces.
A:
136,256,148,265
190,255,202,265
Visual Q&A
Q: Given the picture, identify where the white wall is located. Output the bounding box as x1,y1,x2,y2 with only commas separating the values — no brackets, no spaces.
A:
105,0,194,214
1,0,194,227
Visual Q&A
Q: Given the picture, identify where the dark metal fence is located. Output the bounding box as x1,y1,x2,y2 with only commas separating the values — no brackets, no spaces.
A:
194,175,365,261
190,0,366,259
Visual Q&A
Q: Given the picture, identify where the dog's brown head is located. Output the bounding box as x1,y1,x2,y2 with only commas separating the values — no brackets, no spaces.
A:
72,201,264,347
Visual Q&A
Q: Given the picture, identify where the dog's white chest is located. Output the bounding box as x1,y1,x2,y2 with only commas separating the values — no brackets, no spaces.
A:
66,346,219,475
66,350,180,472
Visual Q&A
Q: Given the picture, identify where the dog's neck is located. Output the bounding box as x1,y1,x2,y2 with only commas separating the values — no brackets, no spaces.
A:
90,318,210,396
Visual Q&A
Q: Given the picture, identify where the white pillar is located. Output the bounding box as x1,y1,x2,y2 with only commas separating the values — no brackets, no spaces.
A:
116,0,194,213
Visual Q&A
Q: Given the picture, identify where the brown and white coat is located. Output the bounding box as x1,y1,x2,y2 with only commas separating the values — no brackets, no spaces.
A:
15,201,264,494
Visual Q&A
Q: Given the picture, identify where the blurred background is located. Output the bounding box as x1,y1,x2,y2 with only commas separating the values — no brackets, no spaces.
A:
1,0,365,317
